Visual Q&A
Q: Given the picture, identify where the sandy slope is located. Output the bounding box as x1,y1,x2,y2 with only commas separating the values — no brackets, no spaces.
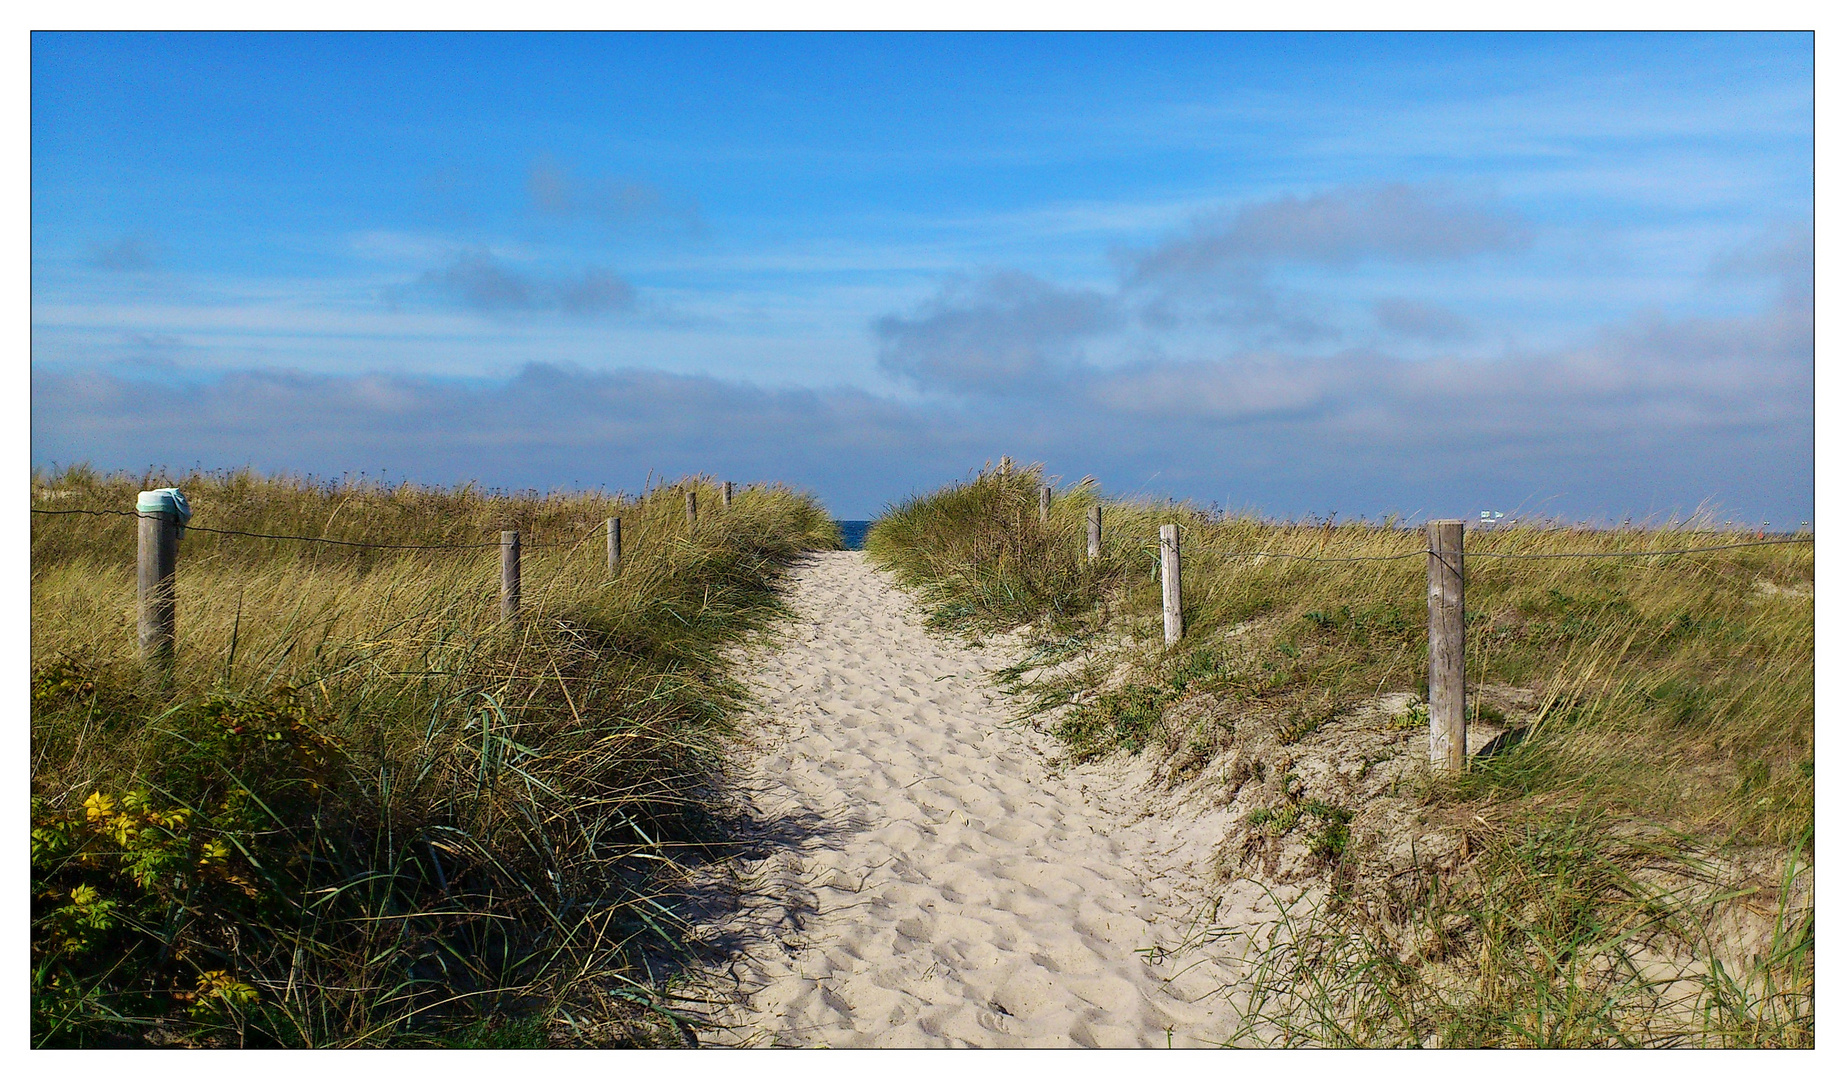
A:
684,552,1277,1048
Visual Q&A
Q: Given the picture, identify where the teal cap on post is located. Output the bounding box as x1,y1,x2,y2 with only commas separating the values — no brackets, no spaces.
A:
136,488,192,535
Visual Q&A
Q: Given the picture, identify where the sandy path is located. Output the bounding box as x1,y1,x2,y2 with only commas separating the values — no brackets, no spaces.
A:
684,552,1277,1048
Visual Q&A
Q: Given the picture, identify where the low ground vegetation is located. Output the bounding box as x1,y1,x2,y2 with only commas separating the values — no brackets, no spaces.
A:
30,465,839,1047
866,461,1812,1047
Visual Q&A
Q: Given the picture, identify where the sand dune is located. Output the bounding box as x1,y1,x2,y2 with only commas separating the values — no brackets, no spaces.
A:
684,552,1277,1048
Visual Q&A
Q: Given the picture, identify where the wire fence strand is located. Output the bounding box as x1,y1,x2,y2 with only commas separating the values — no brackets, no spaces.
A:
28,507,137,519
1197,536,1813,565
1465,537,1814,559
184,524,503,549
30,507,597,551
1202,549,1425,564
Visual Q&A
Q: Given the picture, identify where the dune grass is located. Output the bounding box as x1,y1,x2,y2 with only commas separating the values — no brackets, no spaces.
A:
866,461,1813,1047
1207,814,1814,1048
30,465,840,1048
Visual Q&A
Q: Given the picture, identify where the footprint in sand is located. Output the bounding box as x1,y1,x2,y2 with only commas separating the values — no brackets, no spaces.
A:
685,551,1276,1048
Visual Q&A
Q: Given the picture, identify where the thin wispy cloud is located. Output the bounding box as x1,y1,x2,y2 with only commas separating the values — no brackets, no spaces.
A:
527,157,704,234
1103,183,1531,345
1711,221,1814,299
410,249,639,317
88,236,160,272
875,272,1119,393
1372,297,1476,343
1126,183,1531,284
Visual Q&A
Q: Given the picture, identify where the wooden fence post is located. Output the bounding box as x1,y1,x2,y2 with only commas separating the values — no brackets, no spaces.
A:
606,517,621,576
1040,485,1051,524
1427,519,1466,771
1087,506,1102,560
1160,523,1183,645
686,490,698,529
723,481,734,509
136,493,181,681
501,530,521,622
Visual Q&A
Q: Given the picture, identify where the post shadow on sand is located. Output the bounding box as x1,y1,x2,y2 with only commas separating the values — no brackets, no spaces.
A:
1472,725,1528,760
608,781,855,1039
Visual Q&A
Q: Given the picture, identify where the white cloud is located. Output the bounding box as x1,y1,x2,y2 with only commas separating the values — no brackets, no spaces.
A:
408,249,639,317
874,272,1119,393
1126,183,1531,285
33,276,1812,526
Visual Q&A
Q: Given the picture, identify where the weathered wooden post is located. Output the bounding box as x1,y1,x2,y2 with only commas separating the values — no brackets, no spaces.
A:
1040,484,1051,524
1160,523,1183,645
606,517,621,576
686,490,698,529
722,481,734,509
1427,519,1466,771
1087,506,1102,560
136,488,188,682
501,530,521,622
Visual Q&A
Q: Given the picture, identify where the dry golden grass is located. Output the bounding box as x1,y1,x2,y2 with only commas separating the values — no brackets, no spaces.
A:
31,466,839,1047
868,461,1813,1046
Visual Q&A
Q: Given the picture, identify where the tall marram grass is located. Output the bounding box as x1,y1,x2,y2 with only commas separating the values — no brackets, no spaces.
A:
31,466,839,1048
1214,815,1813,1048
867,462,1812,1047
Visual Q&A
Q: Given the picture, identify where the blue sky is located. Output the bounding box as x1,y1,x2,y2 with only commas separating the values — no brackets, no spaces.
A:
31,31,1813,522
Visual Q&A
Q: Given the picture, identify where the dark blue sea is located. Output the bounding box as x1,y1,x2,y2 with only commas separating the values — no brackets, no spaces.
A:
835,520,872,550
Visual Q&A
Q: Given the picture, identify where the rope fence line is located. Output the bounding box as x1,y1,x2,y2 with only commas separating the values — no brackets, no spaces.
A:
31,507,142,519
31,506,599,550
1074,496,1815,775
1466,537,1814,559
37,482,749,685
190,525,504,549
1186,535,1813,565
1199,549,1423,564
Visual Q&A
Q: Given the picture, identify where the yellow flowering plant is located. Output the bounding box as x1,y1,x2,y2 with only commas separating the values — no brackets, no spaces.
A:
30,685,344,1045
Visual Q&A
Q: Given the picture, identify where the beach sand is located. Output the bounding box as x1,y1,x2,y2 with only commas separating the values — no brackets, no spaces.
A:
685,551,1277,1048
